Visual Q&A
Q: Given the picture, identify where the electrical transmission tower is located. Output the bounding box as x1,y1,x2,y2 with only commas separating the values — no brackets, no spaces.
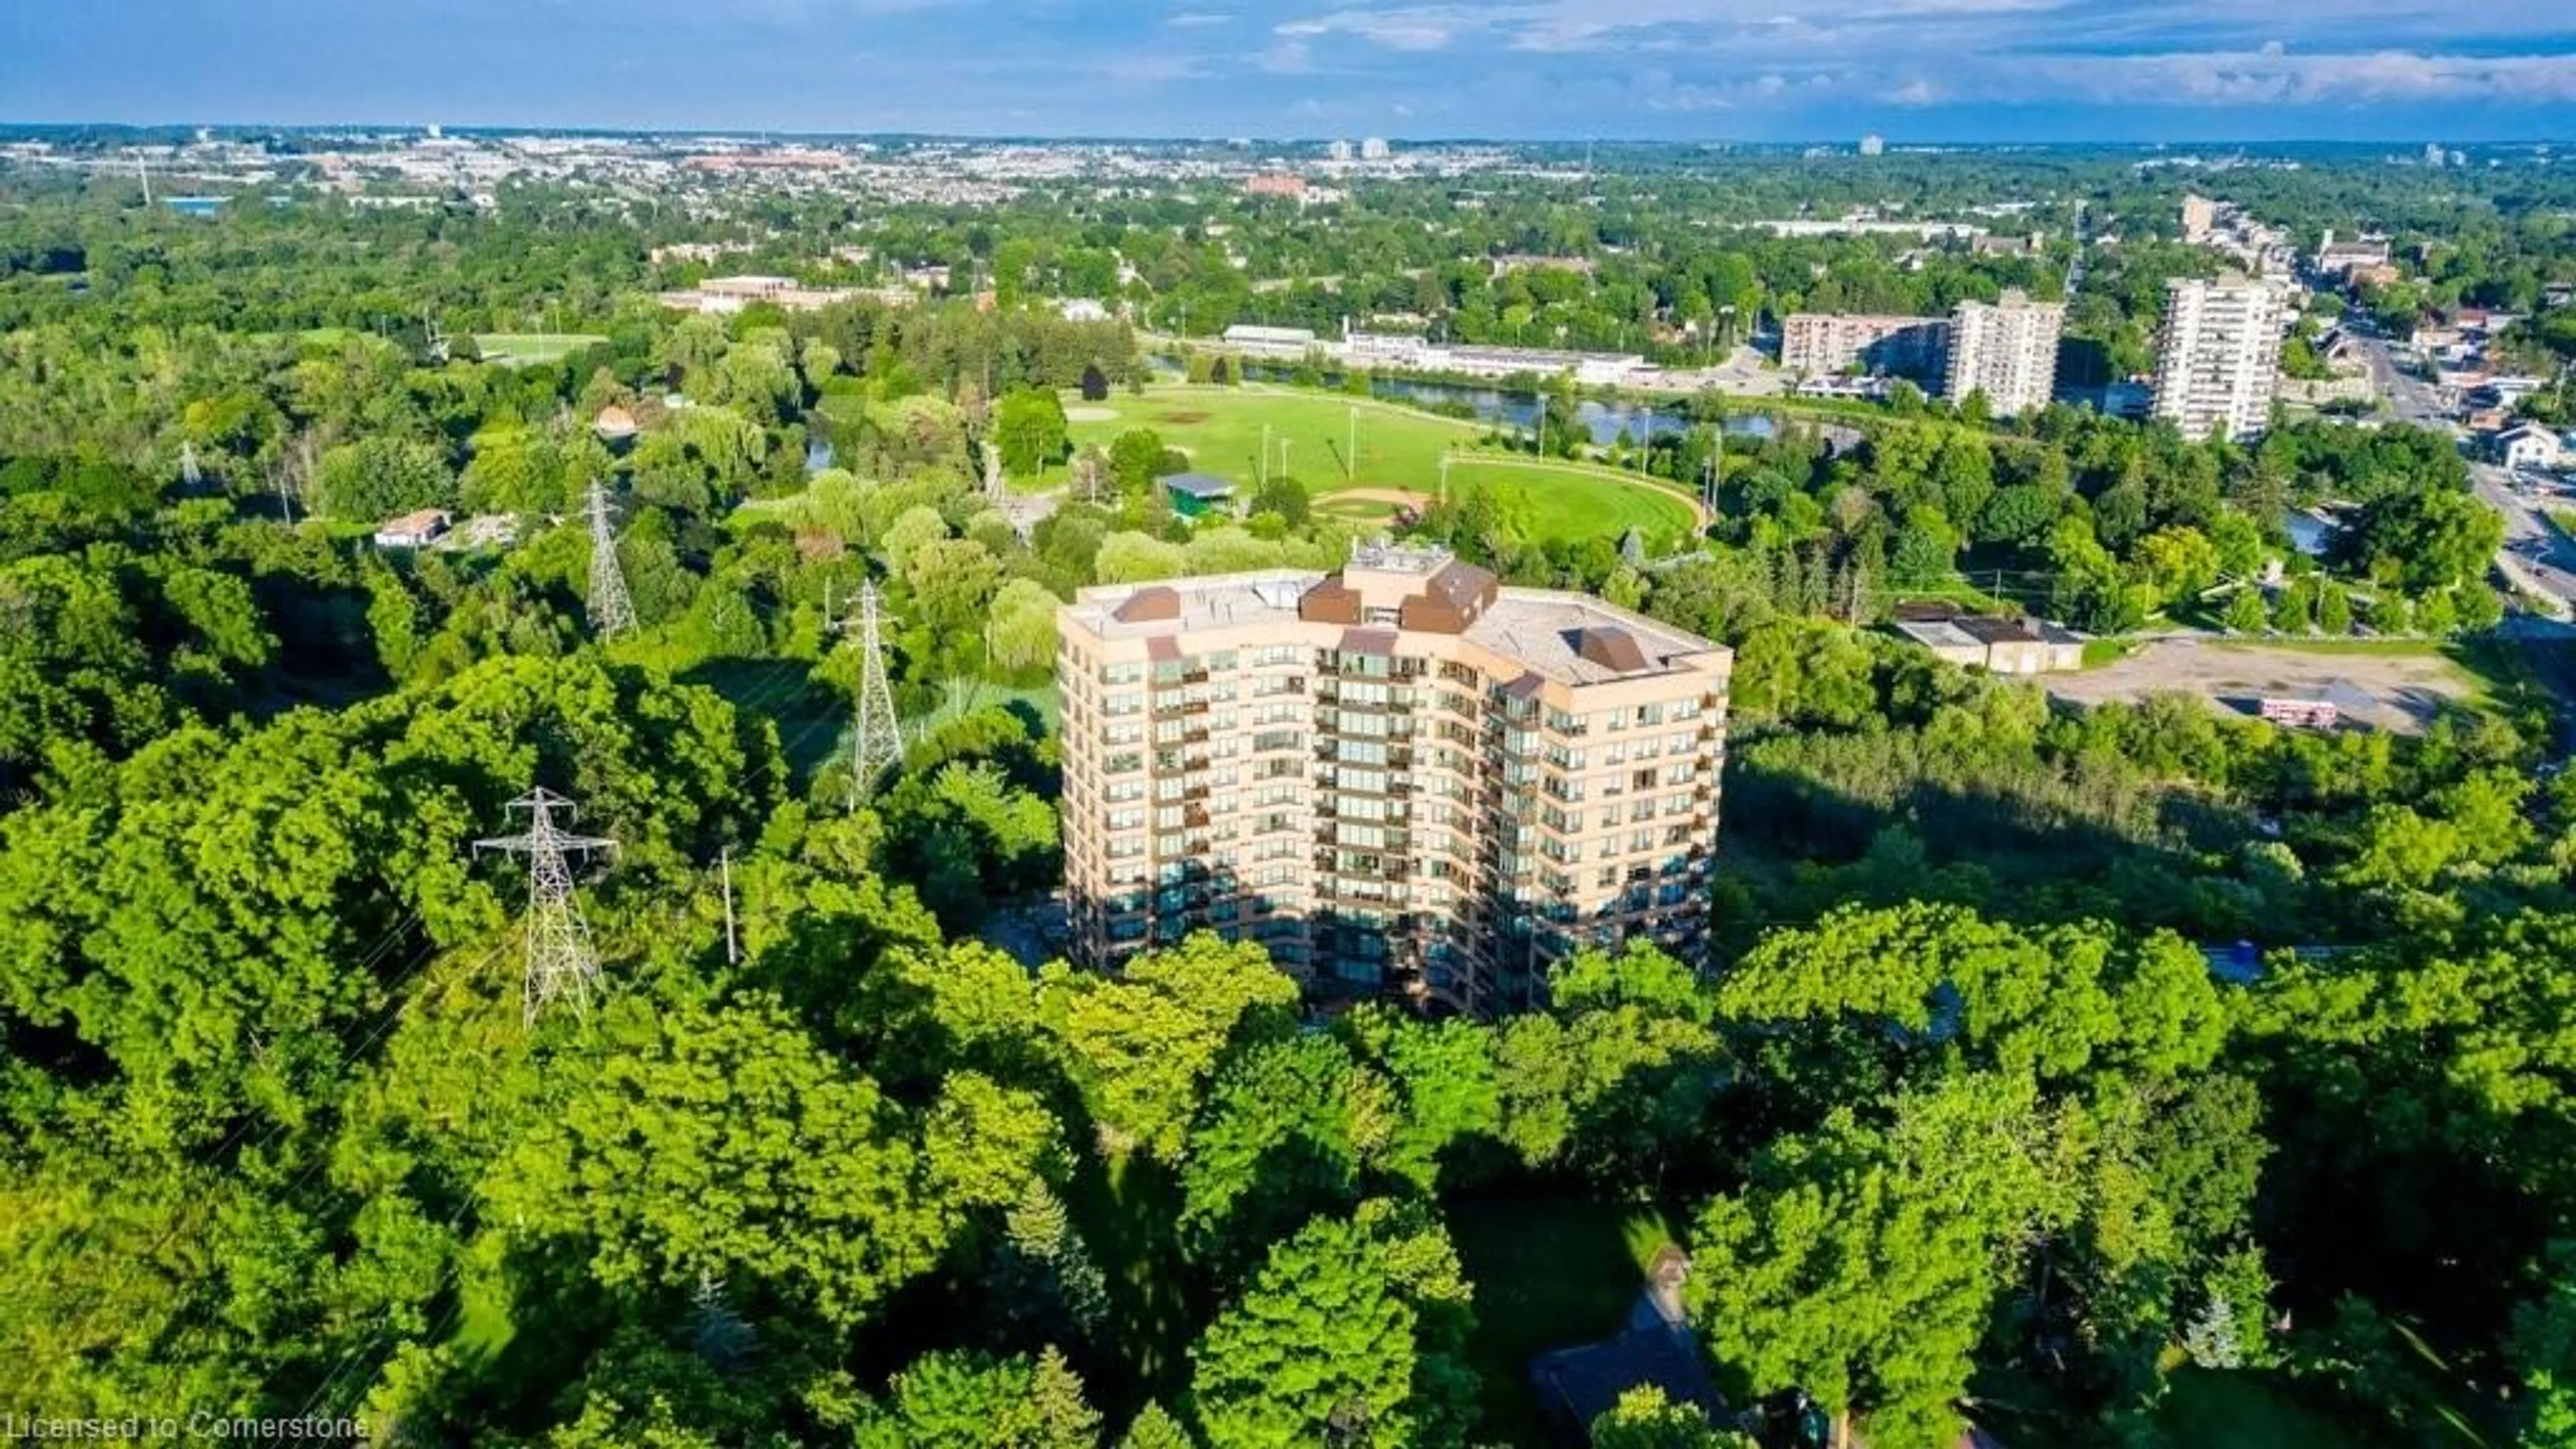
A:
474,788,616,1026
843,580,906,805
981,437,1006,507
584,478,639,639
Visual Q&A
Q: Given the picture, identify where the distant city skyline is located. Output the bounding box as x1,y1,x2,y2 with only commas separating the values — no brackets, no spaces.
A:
6,0,2576,142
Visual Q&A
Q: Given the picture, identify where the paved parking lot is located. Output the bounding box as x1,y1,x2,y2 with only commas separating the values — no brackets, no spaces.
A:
2045,638,2479,733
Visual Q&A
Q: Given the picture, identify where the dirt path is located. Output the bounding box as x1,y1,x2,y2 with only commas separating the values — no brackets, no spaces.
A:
1325,487,1432,511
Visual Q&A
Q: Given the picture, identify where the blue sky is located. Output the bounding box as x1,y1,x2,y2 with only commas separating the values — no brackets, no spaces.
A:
5,0,2576,141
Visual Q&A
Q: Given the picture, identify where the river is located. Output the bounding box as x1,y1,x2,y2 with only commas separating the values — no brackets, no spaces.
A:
2282,508,2337,557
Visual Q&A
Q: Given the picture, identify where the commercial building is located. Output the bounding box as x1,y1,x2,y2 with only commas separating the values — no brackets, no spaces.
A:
1361,137,1392,161
1859,133,1885,157
1944,290,2064,417
2151,276,2289,441
1890,610,2086,674
1779,312,1949,380
656,274,859,314
1220,323,1320,358
2496,424,2564,472
1055,543,1732,1014
1163,473,1238,519
2314,229,2393,278
372,508,451,549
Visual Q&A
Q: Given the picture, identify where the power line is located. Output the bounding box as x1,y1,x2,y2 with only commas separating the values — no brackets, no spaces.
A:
36,923,512,1397
474,788,616,1026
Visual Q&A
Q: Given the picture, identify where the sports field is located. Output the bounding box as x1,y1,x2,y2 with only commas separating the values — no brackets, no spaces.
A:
1061,384,1704,545
472,332,610,366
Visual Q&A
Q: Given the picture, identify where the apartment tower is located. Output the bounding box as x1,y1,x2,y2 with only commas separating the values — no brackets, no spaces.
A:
2180,193,2217,245
1945,290,2065,417
2151,276,2288,441
1780,312,1951,380
1055,543,1732,1015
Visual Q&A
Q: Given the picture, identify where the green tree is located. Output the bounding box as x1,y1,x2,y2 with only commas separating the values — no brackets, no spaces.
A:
1108,429,1178,494
998,388,1072,475
1494,942,1723,1175
1591,1387,1756,1448
1690,1074,2068,1449
1187,1201,1475,1449
484,995,954,1327
315,436,453,521
2317,581,2353,636
1119,1404,1193,1449
987,578,1067,674
2514,1243,2576,1447
858,1347,1104,1449
1036,933,1299,1161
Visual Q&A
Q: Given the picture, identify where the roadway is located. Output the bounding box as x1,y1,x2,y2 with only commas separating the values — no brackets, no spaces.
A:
2351,327,2447,425
2352,324,2576,617
2473,463,2576,616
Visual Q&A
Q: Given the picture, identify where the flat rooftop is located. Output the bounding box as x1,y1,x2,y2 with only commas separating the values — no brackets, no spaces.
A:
1067,569,1725,688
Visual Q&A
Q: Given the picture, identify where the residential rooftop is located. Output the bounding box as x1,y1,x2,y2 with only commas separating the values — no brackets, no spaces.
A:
1065,564,1725,688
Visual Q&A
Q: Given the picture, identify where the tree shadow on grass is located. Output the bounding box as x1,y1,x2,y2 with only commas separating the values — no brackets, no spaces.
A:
677,655,847,792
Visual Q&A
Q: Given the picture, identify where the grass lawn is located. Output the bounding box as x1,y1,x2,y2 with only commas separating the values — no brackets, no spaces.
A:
451,1269,517,1368
2155,1370,2363,1448
472,331,610,366
2082,637,2143,669
1316,494,1404,523
1061,384,1701,546
1065,1152,1202,1416
924,676,1059,737
676,656,850,789
1447,1194,1685,1445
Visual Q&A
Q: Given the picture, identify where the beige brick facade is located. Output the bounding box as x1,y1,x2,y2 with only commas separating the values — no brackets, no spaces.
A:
1055,545,1733,1015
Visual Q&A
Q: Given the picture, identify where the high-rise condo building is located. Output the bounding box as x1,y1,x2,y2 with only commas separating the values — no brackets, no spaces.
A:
2151,276,2288,441
1780,312,1951,380
1944,290,2065,417
2181,193,2217,244
1055,544,1733,1015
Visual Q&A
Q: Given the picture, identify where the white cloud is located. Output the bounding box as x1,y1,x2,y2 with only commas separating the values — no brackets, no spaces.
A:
1256,38,1315,72
1101,53,1214,83
1277,6,1488,50
1252,0,2576,112
1165,10,1234,26
2029,46,2576,105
